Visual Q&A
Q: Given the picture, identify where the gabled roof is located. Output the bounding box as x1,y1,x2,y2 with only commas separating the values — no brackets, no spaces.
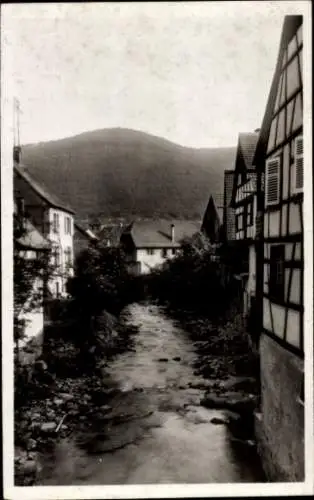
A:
201,195,222,227
253,15,303,167
14,163,75,215
74,222,99,240
124,220,201,248
231,131,259,206
237,133,259,170
15,216,51,251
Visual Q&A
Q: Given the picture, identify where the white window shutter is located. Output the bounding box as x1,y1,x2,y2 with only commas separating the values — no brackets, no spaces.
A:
294,135,303,192
265,157,280,205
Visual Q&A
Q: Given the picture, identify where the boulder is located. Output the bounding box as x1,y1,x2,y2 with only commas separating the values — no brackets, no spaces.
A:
158,358,169,362
40,422,57,433
210,417,227,425
200,392,258,415
59,393,74,401
173,356,181,362
99,405,112,413
53,398,64,406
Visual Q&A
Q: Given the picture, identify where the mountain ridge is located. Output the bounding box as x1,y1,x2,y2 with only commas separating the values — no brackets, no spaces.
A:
21,128,236,221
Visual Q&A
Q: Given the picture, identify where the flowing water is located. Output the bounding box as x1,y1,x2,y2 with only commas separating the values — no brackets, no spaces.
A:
37,303,265,484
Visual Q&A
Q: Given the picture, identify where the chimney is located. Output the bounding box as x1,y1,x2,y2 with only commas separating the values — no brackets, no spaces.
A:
171,223,175,243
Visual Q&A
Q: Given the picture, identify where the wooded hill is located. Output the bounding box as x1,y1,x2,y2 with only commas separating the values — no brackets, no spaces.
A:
22,128,236,221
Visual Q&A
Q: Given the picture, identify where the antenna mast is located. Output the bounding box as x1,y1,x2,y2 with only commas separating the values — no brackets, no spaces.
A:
13,98,22,163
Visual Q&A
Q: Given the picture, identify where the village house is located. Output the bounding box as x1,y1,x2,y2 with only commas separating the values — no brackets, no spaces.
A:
252,15,304,481
120,220,201,274
230,131,260,326
14,148,75,298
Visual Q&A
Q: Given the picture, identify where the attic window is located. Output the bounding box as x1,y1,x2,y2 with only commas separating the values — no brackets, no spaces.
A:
265,157,280,206
293,135,303,193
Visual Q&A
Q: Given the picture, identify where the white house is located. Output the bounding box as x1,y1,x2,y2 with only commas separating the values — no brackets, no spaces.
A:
14,156,75,298
120,220,201,274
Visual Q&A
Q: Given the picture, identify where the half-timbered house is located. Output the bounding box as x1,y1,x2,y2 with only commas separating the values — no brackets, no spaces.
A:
253,15,304,481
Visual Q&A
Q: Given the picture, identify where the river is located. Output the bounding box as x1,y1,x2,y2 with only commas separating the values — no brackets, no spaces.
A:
37,303,265,484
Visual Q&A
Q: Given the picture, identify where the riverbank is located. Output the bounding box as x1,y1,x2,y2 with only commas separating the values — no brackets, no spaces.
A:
163,303,261,443
14,308,139,485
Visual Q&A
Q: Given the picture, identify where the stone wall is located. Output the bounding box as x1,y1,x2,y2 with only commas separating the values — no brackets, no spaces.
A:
255,333,304,481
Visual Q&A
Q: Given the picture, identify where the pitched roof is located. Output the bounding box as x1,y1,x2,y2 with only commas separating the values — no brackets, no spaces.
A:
74,222,99,240
15,216,51,251
253,15,303,166
14,163,75,214
125,220,201,248
230,132,259,206
238,132,259,170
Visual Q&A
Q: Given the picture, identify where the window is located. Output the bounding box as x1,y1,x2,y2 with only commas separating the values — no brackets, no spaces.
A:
269,245,285,301
52,246,61,267
172,249,176,255
162,249,168,258
247,201,254,226
265,157,280,206
293,135,303,193
64,247,72,268
52,213,60,233
147,249,155,255
236,213,243,231
64,216,72,235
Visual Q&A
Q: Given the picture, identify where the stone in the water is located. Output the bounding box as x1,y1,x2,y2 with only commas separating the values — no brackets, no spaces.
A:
210,417,227,425
173,356,181,362
200,392,258,414
158,358,168,362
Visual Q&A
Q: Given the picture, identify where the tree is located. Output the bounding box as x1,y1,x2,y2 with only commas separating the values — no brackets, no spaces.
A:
66,242,133,348
146,232,236,318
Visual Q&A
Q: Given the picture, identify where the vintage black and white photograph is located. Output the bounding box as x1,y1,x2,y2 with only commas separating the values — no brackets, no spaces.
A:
1,1,313,498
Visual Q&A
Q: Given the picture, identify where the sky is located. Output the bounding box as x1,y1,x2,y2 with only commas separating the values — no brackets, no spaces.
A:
2,1,308,148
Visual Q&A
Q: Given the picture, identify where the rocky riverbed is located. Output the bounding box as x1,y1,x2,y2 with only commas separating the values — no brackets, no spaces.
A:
15,302,265,485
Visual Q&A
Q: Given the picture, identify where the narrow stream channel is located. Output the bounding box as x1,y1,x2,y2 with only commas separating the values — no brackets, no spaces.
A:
37,303,265,484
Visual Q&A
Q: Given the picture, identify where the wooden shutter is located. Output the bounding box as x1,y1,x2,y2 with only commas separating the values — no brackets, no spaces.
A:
294,135,303,192
265,157,280,206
